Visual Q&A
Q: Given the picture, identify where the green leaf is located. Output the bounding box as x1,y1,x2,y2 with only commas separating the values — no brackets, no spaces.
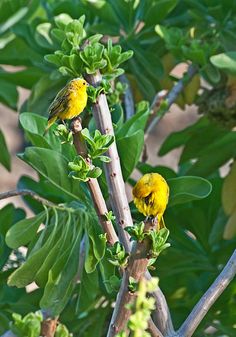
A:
187,132,236,176
26,74,67,115
19,112,76,161
0,204,20,269
137,163,177,179
0,67,44,89
40,230,82,315
85,217,107,273
0,37,42,66
0,7,28,34
54,13,73,30
87,167,103,179
117,130,144,181
35,215,73,287
6,212,45,249
34,22,54,50
0,129,11,171
8,217,60,287
116,101,149,139
179,123,227,164
159,117,209,156
10,311,43,337
145,0,178,26
210,52,236,75
19,147,83,201
0,79,18,109
203,63,221,84
168,176,212,207
17,175,64,214
55,323,70,337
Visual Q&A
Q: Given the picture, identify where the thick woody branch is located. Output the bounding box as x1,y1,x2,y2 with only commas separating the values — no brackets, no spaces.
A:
88,73,174,334
145,64,198,138
86,72,132,252
177,249,236,337
71,118,118,246
86,71,174,335
106,218,158,337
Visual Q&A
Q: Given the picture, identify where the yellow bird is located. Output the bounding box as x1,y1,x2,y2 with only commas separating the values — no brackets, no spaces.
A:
44,78,88,134
132,173,169,226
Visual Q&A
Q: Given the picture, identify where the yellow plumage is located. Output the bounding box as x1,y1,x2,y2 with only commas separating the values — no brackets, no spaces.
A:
44,78,88,134
132,173,169,224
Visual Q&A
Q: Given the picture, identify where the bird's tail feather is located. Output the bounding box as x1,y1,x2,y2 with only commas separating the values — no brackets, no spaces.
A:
43,116,57,136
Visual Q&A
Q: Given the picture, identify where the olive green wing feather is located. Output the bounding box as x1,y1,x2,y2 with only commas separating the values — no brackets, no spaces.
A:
47,84,71,120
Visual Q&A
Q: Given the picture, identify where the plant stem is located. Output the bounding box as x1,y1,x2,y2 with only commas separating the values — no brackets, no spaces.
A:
1,332,16,337
148,318,164,337
71,117,118,246
106,217,158,337
0,189,71,211
86,72,132,252
177,249,236,337
119,74,135,120
86,70,174,336
146,273,174,336
145,64,198,138
41,313,58,337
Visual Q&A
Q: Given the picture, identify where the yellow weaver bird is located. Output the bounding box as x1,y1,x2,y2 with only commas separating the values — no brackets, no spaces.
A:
132,173,169,227
44,78,88,134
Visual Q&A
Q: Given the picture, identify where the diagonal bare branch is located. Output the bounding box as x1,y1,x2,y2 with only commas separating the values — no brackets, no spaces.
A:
177,249,236,337
86,72,132,252
145,64,198,138
71,117,118,246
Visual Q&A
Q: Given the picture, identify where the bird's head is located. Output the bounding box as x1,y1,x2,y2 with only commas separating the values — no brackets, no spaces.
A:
71,78,89,91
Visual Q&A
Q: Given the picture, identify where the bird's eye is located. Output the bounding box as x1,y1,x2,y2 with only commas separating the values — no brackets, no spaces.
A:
83,82,85,85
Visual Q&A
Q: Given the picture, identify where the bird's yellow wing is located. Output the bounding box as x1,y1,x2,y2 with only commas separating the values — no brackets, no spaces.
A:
47,84,71,120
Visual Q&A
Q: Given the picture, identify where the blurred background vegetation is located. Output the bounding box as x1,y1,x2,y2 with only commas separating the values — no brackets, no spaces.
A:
0,0,236,336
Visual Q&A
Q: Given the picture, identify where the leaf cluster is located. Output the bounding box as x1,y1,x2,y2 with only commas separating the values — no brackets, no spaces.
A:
107,242,129,268
68,155,102,181
10,311,43,337
44,14,133,79
81,128,114,162
118,278,159,337
9,311,72,337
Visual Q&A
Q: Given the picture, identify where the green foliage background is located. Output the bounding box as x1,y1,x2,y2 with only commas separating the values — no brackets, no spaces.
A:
0,0,236,336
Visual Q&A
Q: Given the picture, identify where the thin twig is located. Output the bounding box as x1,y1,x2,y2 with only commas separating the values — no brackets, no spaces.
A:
1,332,16,337
119,74,135,120
145,64,198,138
177,249,236,337
76,234,86,282
146,272,174,336
86,72,132,252
106,217,158,337
148,318,164,337
0,189,70,211
71,117,118,246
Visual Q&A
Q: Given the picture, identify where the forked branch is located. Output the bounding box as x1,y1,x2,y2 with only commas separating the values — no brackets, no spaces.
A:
107,217,158,337
86,70,175,336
